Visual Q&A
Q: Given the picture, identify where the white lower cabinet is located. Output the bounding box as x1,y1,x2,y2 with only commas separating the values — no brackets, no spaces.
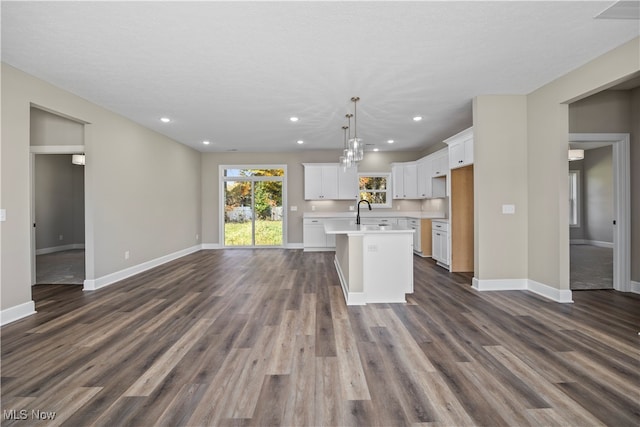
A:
303,219,336,251
408,218,421,254
431,220,449,267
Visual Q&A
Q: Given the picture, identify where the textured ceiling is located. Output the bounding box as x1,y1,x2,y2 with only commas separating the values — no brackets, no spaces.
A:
2,1,638,153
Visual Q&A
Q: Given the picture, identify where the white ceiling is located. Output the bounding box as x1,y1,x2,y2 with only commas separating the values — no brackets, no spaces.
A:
2,1,638,153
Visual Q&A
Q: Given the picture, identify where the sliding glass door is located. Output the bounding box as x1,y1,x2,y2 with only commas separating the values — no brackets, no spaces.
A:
223,167,284,247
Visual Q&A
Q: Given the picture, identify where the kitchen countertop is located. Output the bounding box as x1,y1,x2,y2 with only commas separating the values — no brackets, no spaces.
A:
303,211,446,220
324,219,415,235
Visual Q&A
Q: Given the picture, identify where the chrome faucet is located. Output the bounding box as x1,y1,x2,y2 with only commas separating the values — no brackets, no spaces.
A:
356,199,371,225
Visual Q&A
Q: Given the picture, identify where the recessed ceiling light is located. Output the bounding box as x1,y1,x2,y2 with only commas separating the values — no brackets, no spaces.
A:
297,140,304,144
387,139,395,144
373,148,379,152
203,140,210,145
160,117,171,123
290,117,299,122
412,116,423,122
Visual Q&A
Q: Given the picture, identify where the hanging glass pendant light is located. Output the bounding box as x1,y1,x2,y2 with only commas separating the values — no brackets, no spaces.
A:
348,97,364,162
339,125,352,169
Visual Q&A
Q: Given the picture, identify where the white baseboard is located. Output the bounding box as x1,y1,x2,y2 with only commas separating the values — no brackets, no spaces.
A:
286,243,304,249
570,239,613,249
334,258,365,305
588,240,614,249
472,277,573,303
201,243,222,250
527,279,574,303
631,281,640,294
36,243,85,256
471,277,527,291
1,300,36,326
83,245,201,291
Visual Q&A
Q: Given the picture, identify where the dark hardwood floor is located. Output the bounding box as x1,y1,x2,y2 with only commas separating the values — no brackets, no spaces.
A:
1,249,639,426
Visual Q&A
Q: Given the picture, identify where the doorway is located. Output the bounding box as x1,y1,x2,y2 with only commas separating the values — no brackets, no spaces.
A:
568,133,631,292
31,153,86,285
29,106,87,286
221,166,286,247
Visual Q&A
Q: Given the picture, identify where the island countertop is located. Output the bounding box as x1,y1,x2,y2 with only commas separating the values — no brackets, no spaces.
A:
324,219,415,235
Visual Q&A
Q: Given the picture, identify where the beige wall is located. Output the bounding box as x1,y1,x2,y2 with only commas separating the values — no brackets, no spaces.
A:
201,150,423,245
30,107,85,146
1,64,201,312
473,95,528,280
526,37,639,291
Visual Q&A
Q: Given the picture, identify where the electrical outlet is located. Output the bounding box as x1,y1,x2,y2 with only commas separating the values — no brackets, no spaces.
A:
311,205,316,211
0,209,6,222
290,206,297,211
349,206,354,211
59,234,64,241
124,251,130,260
196,234,199,241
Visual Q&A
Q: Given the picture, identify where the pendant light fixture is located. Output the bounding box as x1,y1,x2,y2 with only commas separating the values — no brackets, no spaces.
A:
339,125,352,169
348,97,364,162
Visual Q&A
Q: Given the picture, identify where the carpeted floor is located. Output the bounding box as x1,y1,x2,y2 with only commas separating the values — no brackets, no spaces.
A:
36,249,85,285
570,244,613,290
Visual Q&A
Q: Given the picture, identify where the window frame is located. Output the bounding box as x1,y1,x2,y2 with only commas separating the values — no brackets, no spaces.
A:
569,169,581,228
358,172,392,208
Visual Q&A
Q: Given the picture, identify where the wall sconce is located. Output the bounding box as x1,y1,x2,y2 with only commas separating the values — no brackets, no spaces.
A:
568,149,584,161
72,154,85,165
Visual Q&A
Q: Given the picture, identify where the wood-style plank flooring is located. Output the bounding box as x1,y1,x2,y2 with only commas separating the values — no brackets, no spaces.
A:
1,249,639,426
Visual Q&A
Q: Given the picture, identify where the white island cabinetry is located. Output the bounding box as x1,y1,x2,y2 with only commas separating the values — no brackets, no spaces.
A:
325,220,415,305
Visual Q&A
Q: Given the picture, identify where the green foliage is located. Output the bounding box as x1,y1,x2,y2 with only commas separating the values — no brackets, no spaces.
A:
224,220,283,246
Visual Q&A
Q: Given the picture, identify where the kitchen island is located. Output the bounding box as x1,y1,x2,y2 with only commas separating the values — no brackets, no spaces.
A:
324,220,415,305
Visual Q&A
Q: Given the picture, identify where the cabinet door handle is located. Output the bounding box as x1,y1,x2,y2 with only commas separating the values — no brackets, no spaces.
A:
311,220,319,223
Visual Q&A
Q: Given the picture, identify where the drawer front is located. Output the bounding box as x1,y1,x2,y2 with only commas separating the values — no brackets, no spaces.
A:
432,221,449,232
303,218,324,225
408,218,420,227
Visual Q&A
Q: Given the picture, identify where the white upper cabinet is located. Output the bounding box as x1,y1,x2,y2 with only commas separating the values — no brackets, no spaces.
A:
303,163,357,200
392,162,417,199
445,127,473,170
303,164,338,200
337,165,359,200
416,156,432,198
430,148,449,177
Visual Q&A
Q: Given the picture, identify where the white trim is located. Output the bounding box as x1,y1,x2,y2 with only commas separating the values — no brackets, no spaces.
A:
334,258,366,305
472,277,527,291
569,133,631,293
83,245,200,291
472,277,573,303
630,281,640,295
570,239,613,249
29,145,85,154
219,164,288,248
1,301,36,326
286,243,304,250
587,240,614,249
527,279,574,303
35,243,85,256
201,243,222,250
